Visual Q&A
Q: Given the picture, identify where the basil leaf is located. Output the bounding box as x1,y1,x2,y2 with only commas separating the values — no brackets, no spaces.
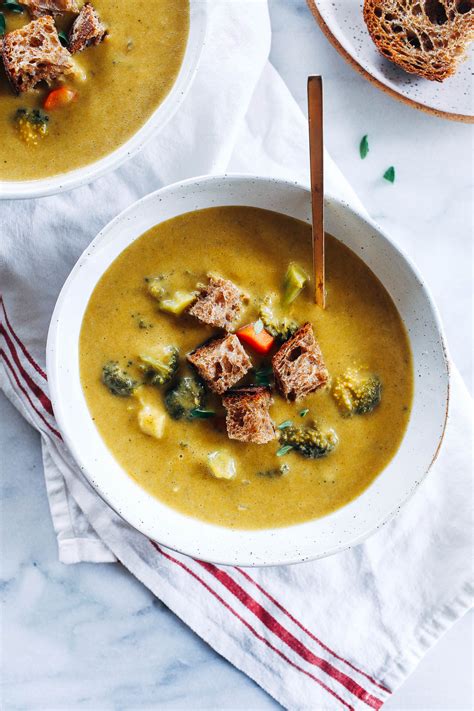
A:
58,30,69,47
383,166,395,183
299,408,309,417
190,408,215,419
277,420,293,430
3,1,23,13
0,13,5,35
276,445,293,457
254,364,273,386
359,134,369,159
253,318,264,335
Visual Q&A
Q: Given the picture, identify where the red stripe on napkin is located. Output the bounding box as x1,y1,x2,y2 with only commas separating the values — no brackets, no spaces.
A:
0,297,47,380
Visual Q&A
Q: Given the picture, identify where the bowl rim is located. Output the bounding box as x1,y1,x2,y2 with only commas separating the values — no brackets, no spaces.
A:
46,173,450,566
0,0,208,200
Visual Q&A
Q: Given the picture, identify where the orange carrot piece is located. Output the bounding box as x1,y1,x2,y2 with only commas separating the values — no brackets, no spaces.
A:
237,323,275,355
44,86,77,111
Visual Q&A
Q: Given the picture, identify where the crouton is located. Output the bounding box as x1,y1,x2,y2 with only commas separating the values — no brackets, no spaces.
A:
188,275,243,331
69,3,107,54
1,16,74,94
222,387,276,444
272,322,329,401
187,334,252,395
20,0,79,18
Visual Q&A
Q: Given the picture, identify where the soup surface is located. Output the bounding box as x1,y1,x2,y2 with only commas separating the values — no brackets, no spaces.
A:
0,0,189,181
80,207,413,529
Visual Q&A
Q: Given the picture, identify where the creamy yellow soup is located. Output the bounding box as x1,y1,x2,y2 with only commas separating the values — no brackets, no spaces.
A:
0,0,189,181
80,207,413,529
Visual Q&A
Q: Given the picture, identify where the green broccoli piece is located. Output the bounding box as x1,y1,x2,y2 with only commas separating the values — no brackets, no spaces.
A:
279,424,338,459
332,368,382,416
257,464,290,478
138,346,179,387
15,108,49,145
165,375,206,420
145,277,196,315
102,361,137,397
282,262,308,306
259,295,299,341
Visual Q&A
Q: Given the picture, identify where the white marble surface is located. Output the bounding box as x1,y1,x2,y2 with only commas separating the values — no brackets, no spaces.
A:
1,1,472,709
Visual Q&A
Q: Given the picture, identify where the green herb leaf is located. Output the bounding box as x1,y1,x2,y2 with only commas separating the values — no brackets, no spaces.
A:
359,134,369,159
3,0,23,13
190,408,215,419
276,444,293,457
0,12,5,35
277,420,293,430
255,365,273,386
253,318,264,335
299,408,309,418
383,166,395,183
58,30,69,47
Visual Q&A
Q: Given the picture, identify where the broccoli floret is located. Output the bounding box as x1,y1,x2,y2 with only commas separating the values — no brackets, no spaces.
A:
14,108,49,146
102,361,137,397
259,295,299,341
146,277,196,315
282,262,308,306
165,375,206,420
279,424,338,459
257,464,290,478
138,346,179,387
332,368,382,416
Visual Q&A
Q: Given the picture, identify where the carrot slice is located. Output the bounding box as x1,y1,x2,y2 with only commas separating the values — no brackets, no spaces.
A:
237,322,275,355
44,86,77,111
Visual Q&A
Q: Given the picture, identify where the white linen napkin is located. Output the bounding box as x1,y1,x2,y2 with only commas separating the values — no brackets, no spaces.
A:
1,2,472,709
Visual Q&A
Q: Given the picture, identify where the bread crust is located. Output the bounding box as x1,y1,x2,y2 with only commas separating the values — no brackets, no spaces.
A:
188,275,243,331
2,16,74,94
20,0,79,18
187,334,252,395
363,0,474,82
223,387,276,444
272,322,328,401
68,2,107,54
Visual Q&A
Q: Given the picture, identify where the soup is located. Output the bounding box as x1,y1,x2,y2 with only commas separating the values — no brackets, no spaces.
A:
0,0,189,181
80,206,413,529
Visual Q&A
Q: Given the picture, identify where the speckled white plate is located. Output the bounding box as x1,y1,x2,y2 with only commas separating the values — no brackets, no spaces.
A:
47,174,449,566
308,0,473,122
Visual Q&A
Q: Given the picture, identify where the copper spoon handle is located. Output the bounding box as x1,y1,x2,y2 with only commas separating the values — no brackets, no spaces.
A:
307,75,325,308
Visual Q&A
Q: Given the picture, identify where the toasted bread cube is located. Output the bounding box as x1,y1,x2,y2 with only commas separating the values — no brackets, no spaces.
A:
69,3,107,54
272,322,329,401
187,334,252,395
20,0,79,18
1,16,74,93
188,275,243,331
223,387,276,444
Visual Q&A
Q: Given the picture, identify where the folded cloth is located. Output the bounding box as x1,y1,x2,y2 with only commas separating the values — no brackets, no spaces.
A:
0,2,472,709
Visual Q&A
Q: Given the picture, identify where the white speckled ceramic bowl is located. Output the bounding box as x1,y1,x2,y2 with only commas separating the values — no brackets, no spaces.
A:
47,175,449,566
308,0,473,123
0,1,207,200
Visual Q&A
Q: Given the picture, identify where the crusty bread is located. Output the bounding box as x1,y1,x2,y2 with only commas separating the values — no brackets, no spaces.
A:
187,334,252,395
272,322,329,401
188,275,243,331
20,0,79,18
364,0,474,82
69,2,107,54
2,16,74,93
223,387,276,444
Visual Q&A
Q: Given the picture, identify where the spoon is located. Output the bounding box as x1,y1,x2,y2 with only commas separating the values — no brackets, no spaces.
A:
307,75,325,308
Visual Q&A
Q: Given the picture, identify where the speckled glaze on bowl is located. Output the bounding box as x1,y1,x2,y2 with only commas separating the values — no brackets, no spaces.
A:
46,175,449,566
308,0,473,123
0,0,207,200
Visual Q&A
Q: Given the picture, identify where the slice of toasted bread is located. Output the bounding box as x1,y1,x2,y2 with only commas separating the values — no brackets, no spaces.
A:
223,387,276,444
187,334,252,395
2,16,74,93
364,0,474,82
188,275,244,331
272,322,329,402
20,0,79,18
69,2,107,54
